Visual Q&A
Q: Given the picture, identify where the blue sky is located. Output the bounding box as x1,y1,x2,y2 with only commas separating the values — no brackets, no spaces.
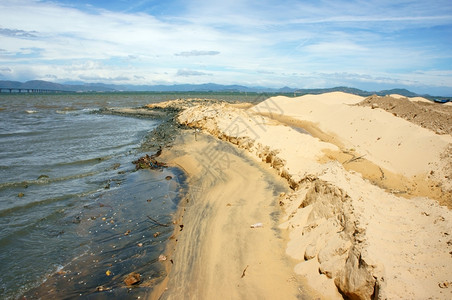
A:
0,0,451,95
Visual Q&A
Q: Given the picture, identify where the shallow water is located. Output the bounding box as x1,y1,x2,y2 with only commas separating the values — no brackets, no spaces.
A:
0,93,182,299
20,168,187,299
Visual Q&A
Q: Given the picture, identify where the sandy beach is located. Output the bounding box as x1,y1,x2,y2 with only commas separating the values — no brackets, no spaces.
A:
151,93,452,299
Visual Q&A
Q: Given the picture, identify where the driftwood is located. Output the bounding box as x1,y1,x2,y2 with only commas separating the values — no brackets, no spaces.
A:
344,154,366,164
241,265,249,278
379,167,386,180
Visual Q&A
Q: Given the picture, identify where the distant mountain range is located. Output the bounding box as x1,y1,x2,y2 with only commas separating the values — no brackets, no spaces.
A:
0,79,430,98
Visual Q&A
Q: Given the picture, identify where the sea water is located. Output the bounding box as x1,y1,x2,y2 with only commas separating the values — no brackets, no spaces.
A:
0,93,188,299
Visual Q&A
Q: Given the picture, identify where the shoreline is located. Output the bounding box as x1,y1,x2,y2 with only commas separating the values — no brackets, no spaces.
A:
148,93,452,299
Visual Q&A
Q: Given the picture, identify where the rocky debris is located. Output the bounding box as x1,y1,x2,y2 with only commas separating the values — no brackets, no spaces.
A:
357,95,452,135
132,149,166,170
123,272,141,286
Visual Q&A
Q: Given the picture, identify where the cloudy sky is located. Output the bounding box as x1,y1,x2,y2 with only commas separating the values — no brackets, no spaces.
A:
0,0,451,95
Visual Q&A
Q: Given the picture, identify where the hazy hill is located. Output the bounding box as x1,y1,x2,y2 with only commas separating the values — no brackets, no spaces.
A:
0,80,434,98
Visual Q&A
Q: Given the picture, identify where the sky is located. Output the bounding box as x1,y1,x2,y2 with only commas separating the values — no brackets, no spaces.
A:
0,0,452,95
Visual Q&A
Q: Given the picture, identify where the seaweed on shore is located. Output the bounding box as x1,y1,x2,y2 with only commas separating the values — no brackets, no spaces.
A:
132,151,166,170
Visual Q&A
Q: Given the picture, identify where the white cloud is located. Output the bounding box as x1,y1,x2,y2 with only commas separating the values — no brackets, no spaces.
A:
174,50,220,57
176,69,212,76
0,0,450,94
79,75,130,81
0,27,38,38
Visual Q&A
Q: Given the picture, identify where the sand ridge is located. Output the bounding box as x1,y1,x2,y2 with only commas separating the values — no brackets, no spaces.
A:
165,92,452,299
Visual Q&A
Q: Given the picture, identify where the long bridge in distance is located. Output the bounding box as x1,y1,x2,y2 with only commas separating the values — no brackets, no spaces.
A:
0,87,70,93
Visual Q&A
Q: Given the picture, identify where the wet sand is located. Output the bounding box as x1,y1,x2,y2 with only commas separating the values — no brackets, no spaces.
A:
158,132,311,299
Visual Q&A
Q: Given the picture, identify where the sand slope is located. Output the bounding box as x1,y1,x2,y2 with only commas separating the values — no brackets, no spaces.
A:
169,92,452,299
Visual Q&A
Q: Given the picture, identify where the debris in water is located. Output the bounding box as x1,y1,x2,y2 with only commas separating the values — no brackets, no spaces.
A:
165,175,172,180
159,254,167,261
105,270,112,276
133,148,166,170
124,272,141,286
124,230,131,236
96,285,110,292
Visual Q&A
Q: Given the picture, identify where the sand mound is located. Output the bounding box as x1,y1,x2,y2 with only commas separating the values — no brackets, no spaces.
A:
154,93,452,299
357,95,452,135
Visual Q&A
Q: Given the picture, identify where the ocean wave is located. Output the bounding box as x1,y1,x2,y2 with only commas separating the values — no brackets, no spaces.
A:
0,130,46,138
0,193,75,219
52,155,114,167
0,170,100,190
